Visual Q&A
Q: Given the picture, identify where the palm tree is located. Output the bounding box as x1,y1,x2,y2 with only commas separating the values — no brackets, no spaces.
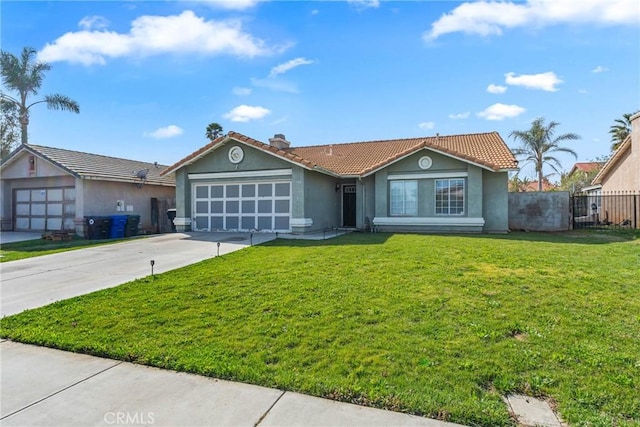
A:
205,122,224,140
0,46,80,145
608,112,638,151
510,117,580,192
1,98,20,159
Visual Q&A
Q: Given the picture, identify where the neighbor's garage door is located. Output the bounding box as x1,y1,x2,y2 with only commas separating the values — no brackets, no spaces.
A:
193,181,291,232
14,187,76,231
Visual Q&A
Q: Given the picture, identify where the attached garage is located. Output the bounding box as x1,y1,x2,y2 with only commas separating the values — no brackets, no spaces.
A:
1,144,176,235
192,180,291,232
14,187,76,231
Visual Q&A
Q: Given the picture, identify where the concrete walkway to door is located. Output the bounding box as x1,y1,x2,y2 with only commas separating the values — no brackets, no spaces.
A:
0,232,275,317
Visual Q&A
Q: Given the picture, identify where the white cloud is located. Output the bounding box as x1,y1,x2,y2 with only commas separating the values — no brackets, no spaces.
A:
223,105,270,122
418,122,435,130
145,125,183,139
487,84,507,94
448,112,470,119
78,15,109,31
250,77,299,93
505,71,563,91
424,0,638,41
592,65,609,73
477,103,526,120
38,10,280,66
269,57,315,77
191,0,265,10
348,0,380,10
232,87,252,96
578,88,588,94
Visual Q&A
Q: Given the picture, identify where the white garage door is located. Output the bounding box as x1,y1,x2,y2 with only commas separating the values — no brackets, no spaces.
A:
192,181,291,232
14,187,76,231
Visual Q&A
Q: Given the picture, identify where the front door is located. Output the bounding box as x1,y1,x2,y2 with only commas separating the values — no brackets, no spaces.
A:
342,185,356,227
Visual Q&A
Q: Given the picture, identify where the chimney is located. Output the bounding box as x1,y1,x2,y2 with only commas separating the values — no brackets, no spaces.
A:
269,133,290,150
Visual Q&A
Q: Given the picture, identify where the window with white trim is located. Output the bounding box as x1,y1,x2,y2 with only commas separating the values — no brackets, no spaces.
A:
435,178,465,215
390,180,417,216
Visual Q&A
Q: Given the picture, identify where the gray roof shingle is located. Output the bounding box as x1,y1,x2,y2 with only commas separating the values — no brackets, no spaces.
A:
3,144,175,187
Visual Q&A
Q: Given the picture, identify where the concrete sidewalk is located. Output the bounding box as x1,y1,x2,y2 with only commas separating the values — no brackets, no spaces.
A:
0,340,463,427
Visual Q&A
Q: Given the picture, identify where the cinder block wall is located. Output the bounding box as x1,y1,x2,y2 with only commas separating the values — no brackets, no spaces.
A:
508,192,570,231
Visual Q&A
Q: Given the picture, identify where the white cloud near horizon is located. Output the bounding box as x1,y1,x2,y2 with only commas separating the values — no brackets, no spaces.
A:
190,0,265,10
144,125,183,139
269,57,315,77
505,71,562,91
223,104,270,122
487,84,507,94
418,122,435,130
38,10,281,66
592,65,609,73
232,87,252,96
78,15,109,31
424,0,639,41
448,112,470,119
477,103,525,120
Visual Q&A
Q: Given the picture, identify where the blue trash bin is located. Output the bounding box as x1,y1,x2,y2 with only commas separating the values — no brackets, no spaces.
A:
110,215,128,239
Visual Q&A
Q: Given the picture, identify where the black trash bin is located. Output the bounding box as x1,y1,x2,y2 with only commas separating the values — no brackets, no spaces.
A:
166,209,177,232
85,216,112,239
85,216,100,240
125,215,141,237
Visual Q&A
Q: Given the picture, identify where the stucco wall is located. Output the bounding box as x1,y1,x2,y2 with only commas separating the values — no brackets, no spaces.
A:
508,191,570,231
601,112,640,192
302,170,339,232
81,180,175,234
483,171,509,232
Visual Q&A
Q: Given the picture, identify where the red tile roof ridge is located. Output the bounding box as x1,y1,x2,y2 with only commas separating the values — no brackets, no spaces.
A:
289,131,500,149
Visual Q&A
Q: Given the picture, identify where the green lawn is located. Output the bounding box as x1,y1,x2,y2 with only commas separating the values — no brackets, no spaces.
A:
1,232,638,426
0,236,137,262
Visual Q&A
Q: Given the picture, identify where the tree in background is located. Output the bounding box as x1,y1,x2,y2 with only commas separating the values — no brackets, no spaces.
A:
510,117,580,192
0,46,80,145
508,175,531,192
608,111,638,151
558,156,608,194
205,122,224,140
1,99,20,159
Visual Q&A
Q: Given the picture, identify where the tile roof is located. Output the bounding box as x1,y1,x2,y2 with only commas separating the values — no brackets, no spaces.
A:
568,162,602,176
2,144,175,187
288,132,517,176
161,131,518,177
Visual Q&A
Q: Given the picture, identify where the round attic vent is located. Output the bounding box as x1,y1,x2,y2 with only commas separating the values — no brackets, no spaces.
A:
418,156,433,170
228,146,244,164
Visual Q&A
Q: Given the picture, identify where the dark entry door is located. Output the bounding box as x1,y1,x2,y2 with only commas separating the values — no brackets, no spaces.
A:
342,185,356,227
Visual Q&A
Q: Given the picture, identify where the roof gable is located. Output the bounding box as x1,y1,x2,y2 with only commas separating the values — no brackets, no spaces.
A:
163,131,517,177
1,144,175,187
591,135,632,185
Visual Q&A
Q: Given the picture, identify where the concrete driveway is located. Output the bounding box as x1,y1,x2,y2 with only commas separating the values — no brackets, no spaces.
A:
0,232,275,317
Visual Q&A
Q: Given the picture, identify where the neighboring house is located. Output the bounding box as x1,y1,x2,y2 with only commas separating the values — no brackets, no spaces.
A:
590,111,640,192
161,131,518,234
568,162,602,179
0,144,176,235
581,112,640,227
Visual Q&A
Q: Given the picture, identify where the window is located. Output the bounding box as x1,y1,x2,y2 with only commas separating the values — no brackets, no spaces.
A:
435,178,465,215
390,181,417,216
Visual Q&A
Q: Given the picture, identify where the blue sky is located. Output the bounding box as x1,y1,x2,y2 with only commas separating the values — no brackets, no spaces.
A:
2,0,639,180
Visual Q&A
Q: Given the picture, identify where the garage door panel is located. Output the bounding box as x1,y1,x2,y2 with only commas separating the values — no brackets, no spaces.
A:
13,186,75,232
31,204,46,215
193,181,291,232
